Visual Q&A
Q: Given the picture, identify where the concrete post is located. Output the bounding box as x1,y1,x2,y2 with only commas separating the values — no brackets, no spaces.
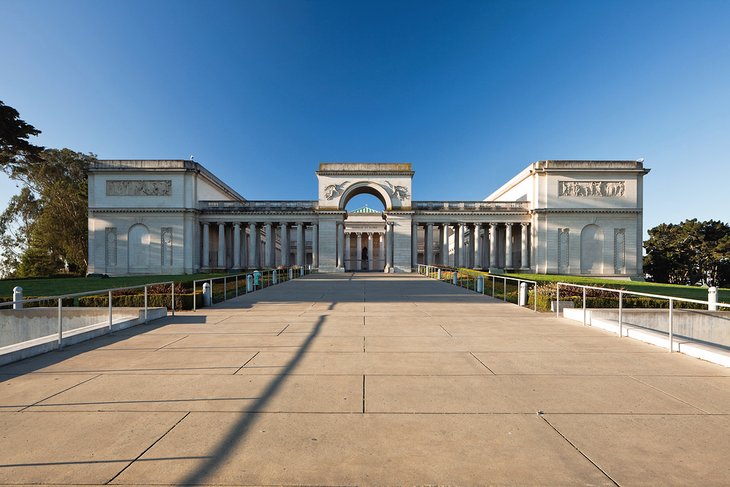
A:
708,287,718,311
202,282,212,307
217,223,226,268
505,223,513,269
246,274,253,292
12,286,23,310
312,224,319,268
264,223,274,268
233,223,241,269
521,223,529,269
368,233,373,271
489,223,497,268
280,223,289,266
296,223,305,267
519,282,528,306
477,276,484,293
273,269,278,284
202,223,210,268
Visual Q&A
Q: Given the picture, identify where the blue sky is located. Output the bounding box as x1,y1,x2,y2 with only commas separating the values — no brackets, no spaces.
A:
1,0,728,230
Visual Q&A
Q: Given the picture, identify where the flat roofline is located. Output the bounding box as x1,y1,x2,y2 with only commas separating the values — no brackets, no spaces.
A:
317,162,413,174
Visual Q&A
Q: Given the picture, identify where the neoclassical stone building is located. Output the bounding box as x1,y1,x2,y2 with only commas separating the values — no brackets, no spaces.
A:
87,160,649,276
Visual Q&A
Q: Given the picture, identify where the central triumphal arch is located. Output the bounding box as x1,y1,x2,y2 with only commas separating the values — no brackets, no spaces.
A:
87,160,650,277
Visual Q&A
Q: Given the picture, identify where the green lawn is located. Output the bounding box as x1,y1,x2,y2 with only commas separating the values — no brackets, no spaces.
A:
502,271,730,302
0,273,232,297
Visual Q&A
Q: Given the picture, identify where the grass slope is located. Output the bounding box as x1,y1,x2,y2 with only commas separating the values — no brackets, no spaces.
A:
0,273,230,297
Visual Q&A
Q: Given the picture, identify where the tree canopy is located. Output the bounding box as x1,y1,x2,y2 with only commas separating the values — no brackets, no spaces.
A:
644,219,730,287
0,101,94,277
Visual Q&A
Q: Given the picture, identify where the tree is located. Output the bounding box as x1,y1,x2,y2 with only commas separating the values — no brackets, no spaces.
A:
644,219,730,287
0,100,44,176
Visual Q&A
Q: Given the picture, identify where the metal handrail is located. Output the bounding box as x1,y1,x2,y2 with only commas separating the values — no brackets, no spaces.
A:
416,264,538,312
555,281,730,353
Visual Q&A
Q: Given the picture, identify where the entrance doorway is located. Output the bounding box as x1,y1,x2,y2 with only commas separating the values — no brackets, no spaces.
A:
344,194,386,271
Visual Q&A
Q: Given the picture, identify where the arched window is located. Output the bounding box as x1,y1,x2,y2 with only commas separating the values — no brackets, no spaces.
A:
580,224,604,274
128,224,151,271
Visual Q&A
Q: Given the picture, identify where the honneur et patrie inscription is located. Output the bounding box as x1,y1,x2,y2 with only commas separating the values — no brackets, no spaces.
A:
106,180,172,196
559,180,624,197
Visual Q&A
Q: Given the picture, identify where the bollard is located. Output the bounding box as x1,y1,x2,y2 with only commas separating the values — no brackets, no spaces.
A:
254,271,261,287
12,286,23,310
202,282,212,307
273,270,278,285
300,266,304,277
477,276,484,293
452,271,458,285
708,287,718,311
437,269,442,280
289,268,293,280
246,275,253,293
518,282,528,306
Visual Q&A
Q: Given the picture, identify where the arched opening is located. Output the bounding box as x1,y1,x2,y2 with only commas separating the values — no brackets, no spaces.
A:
343,191,386,272
338,182,391,211
580,224,604,274
128,224,151,272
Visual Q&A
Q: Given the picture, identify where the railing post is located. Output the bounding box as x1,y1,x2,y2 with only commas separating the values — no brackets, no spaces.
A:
582,287,587,326
669,298,674,352
235,276,239,297
492,276,495,297
171,282,175,316
108,290,113,331
193,281,197,311
503,278,507,302
618,291,623,338
57,297,63,350
556,283,560,318
144,285,148,323
224,277,227,301
534,283,538,312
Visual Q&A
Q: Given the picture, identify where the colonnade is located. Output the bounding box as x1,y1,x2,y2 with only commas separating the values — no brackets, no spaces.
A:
201,221,318,270
344,230,386,271
413,222,530,270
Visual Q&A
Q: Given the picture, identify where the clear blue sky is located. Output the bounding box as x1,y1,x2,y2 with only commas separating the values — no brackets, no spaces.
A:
1,0,728,230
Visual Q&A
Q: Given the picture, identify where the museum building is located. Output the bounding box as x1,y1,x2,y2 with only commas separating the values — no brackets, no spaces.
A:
87,160,649,276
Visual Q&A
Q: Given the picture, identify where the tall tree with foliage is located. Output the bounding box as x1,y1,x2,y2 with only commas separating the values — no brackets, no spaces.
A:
644,219,730,287
0,101,94,277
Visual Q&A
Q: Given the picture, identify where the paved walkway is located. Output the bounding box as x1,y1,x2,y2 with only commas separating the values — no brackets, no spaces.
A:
1,273,729,486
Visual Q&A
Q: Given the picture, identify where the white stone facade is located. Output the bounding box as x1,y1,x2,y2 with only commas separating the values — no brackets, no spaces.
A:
87,159,649,277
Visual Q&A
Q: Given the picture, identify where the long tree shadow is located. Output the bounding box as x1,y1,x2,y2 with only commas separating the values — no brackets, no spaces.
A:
178,313,327,484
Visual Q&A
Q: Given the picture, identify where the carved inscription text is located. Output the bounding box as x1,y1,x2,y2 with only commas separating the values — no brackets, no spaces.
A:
106,180,172,196
559,180,625,197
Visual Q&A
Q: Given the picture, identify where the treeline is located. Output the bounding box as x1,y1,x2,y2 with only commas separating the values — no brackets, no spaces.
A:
644,219,730,287
0,101,94,277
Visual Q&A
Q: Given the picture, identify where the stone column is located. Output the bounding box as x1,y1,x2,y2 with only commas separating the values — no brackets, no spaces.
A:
425,223,433,265
473,224,481,269
345,232,351,270
233,223,241,269
411,222,418,268
387,222,395,272
280,223,289,266
379,232,384,269
441,224,449,266
521,222,529,269
201,223,210,268
489,223,497,268
263,222,273,267
241,224,248,269
217,222,226,268
368,233,373,270
457,223,466,268
337,223,345,269
296,223,305,267
248,222,258,269
505,223,513,269
356,232,362,270
312,224,319,268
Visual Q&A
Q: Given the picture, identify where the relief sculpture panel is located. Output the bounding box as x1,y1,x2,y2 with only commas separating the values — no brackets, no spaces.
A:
106,180,172,196
559,180,625,197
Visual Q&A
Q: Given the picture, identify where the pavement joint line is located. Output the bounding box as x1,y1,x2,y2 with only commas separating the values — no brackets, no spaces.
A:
17,374,103,412
362,375,366,414
276,324,291,336
154,335,190,351
468,352,496,375
233,351,260,375
10,410,728,416
104,411,191,485
627,375,711,414
539,414,621,487
439,324,453,337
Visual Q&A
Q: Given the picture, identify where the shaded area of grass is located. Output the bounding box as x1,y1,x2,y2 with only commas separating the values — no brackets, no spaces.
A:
0,273,230,297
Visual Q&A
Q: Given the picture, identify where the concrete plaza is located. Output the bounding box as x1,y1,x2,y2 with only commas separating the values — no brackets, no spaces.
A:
1,273,729,486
